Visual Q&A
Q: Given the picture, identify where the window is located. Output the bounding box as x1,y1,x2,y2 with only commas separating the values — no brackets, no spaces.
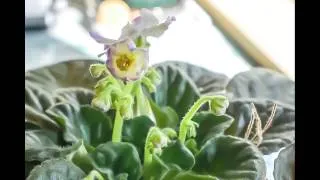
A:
197,0,295,80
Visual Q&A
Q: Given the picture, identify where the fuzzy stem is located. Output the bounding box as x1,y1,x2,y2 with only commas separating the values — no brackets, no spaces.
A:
135,83,144,115
112,107,123,142
178,96,218,143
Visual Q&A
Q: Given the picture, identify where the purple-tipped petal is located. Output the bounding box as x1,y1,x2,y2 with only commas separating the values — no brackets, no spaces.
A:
118,23,139,40
139,9,159,27
106,47,114,63
132,9,159,32
90,25,122,45
89,31,110,44
90,31,120,45
90,10,175,47
132,16,142,24
127,39,136,51
141,16,175,37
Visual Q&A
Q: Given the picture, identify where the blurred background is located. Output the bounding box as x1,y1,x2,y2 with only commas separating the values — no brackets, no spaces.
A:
25,0,294,80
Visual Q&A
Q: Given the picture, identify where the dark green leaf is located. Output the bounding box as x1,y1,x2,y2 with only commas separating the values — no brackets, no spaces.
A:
149,98,179,128
160,141,195,170
152,63,200,119
147,160,218,180
25,105,60,131
27,159,86,180
46,104,113,147
160,167,181,180
25,60,100,131
25,131,88,163
122,116,155,157
193,112,234,146
226,99,295,155
143,154,169,180
66,140,94,174
25,60,101,93
165,171,218,180
25,122,41,130
54,87,94,106
173,172,218,180
185,139,199,155
89,142,142,180
25,82,54,111
160,165,218,180
116,173,129,180
193,135,266,180
25,161,40,178
157,61,229,95
83,170,105,180
274,143,295,180
25,130,60,161
25,82,60,131
226,68,294,107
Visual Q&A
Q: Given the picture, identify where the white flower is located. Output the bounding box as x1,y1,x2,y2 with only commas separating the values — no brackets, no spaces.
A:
90,9,175,46
89,8,175,81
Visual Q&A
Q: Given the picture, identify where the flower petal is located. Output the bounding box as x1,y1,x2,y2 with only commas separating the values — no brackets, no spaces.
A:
90,31,123,45
127,39,137,51
133,48,149,71
89,31,115,44
142,16,175,37
118,23,139,40
107,47,148,81
132,9,159,31
111,41,132,54
136,48,149,70
127,49,149,80
90,23,126,44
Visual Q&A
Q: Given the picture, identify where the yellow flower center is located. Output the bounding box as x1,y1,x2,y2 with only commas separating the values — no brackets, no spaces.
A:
116,53,135,71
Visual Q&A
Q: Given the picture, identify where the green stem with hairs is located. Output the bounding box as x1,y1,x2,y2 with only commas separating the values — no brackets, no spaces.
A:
111,82,135,142
112,107,123,142
178,96,218,143
135,83,143,116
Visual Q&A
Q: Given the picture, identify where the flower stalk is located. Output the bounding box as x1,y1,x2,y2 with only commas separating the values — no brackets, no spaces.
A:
111,106,124,142
89,8,174,143
178,95,229,143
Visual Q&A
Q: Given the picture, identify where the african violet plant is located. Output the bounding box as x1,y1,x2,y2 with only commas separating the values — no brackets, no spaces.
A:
25,9,295,180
